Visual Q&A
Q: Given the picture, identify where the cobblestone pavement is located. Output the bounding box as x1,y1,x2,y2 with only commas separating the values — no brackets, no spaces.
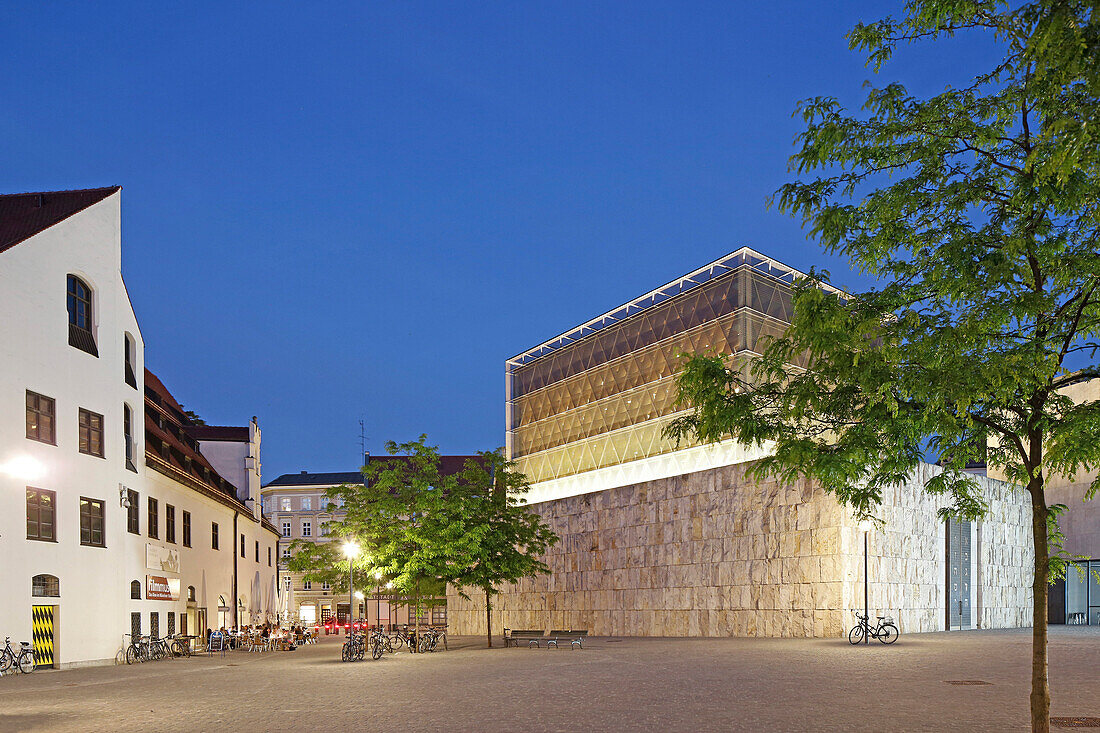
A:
0,627,1097,732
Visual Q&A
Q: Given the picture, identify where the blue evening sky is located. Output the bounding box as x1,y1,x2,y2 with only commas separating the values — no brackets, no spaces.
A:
1,2,1000,479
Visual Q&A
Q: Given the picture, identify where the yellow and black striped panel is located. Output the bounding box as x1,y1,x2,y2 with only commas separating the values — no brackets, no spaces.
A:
31,605,54,667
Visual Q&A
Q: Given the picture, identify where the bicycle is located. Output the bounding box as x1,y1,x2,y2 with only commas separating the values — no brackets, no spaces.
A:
0,637,36,674
388,626,411,651
848,611,899,645
417,627,447,653
149,635,174,661
341,632,366,662
170,635,192,658
124,634,151,664
368,627,390,659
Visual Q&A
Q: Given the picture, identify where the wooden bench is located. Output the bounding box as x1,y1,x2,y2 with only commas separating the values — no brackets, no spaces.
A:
547,629,588,649
503,629,545,648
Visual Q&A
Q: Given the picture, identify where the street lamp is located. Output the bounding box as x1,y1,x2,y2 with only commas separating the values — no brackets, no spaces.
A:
858,519,873,645
342,541,359,632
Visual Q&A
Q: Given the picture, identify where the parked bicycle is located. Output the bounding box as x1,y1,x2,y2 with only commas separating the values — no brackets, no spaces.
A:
341,632,366,662
368,627,389,659
388,626,411,651
170,635,192,658
0,637,36,674
125,634,151,664
417,627,447,653
848,611,899,645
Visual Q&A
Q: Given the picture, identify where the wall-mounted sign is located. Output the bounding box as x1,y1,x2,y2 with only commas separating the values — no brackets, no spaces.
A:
147,575,180,601
146,544,181,574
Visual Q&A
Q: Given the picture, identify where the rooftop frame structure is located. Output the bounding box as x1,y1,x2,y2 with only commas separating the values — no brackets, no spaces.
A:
507,247,844,369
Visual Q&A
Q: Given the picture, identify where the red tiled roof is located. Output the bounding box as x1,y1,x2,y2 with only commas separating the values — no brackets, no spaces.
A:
0,186,120,255
144,367,244,505
186,425,250,442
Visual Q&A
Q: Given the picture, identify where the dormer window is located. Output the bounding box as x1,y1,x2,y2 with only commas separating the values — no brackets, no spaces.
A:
67,275,98,356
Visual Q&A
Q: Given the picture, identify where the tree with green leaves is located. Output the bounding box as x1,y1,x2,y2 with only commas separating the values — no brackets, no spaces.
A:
448,449,559,648
666,3,1100,730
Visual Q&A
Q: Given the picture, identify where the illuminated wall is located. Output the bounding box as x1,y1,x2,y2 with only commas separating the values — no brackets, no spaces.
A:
508,252,807,485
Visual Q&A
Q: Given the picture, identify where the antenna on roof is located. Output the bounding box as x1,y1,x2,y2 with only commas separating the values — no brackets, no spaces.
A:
358,418,367,463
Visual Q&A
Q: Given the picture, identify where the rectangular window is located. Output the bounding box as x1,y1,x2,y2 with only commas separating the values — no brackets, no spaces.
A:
282,547,291,559
127,489,139,534
268,547,272,566
124,405,136,472
282,521,291,537
302,580,311,590
148,497,158,539
26,391,56,444
240,534,246,558
301,497,311,511
212,521,219,550
284,576,291,591
165,504,176,543
79,497,105,547
26,487,56,541
78,408,105,457
255,540,260,562
182,510,191,547
301,521,311,537
124,337,138,389
321,581,330,590
281,497,292,511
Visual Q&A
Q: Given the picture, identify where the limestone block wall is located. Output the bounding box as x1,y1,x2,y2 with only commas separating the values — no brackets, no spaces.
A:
446,461,1032,638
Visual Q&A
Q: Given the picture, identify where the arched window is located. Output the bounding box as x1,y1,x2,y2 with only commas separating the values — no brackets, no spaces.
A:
32,574,59,597
131,580,142,599
66,275,98,356
218,595,227,608
187,586,196,602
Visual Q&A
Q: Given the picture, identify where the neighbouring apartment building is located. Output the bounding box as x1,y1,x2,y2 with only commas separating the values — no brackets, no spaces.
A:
447,248,1035,638
0,187,278,667
262,455,476,628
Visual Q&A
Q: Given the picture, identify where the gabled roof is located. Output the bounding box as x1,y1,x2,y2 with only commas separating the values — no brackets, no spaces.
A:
0,186,120,255
262,455,481,488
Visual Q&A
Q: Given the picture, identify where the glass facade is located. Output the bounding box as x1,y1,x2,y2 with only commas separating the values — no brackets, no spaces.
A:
507,249,824,485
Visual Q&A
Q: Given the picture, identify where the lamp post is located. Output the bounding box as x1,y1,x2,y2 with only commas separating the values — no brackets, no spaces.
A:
342,541,359,633
354,591,365,626
373,570,384,630
858,519,873,645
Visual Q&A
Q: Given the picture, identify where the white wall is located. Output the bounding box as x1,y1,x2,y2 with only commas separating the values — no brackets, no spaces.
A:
0,192,143,665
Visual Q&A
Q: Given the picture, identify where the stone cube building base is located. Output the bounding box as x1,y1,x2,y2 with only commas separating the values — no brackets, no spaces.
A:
446,461,1033,638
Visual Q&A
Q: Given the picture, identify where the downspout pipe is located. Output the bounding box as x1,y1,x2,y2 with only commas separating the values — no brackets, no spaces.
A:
233,511,239,627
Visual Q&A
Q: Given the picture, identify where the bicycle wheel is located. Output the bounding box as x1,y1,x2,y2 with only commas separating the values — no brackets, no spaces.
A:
0,651,13,673
371,639,383,660
125,645,137,665
341,643,350,662
389,634,403,650
848,625,865,645
879,624,899,644
17,651,36,674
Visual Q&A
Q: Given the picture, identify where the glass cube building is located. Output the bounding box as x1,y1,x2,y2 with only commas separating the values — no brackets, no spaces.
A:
507,248,843,501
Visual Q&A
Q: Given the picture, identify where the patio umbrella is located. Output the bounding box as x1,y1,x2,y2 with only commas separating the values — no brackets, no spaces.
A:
252,571,262,623
200,570,207,611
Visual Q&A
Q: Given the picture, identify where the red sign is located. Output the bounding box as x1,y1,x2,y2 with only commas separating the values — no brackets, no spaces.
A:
146,575,180,601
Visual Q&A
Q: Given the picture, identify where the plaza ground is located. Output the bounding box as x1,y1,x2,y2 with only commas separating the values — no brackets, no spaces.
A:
0,627,1097,732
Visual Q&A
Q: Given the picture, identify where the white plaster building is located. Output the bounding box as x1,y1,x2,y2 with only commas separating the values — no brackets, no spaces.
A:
0,187,278,667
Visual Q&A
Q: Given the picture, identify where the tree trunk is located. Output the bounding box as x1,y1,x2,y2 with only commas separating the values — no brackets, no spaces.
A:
1028,477,1050,733
413,579,420,653
485,587,493,648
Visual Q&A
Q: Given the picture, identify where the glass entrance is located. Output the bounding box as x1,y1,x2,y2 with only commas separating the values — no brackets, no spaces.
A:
947,518,972,629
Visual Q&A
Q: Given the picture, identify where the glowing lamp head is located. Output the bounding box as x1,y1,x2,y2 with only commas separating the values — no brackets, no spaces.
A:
354,591,364,600
857,518,874,532
342,541,359,559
